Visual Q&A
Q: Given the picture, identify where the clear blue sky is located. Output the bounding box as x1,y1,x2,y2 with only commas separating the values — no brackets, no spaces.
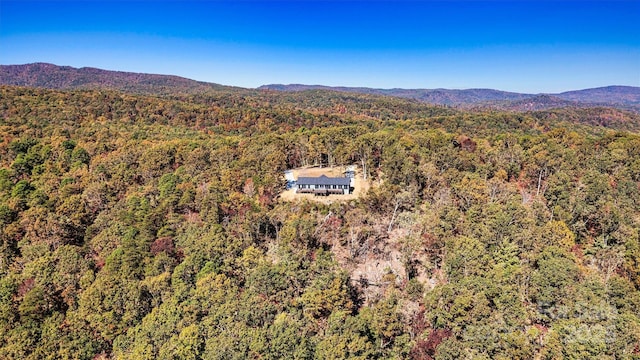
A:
1,1,638,92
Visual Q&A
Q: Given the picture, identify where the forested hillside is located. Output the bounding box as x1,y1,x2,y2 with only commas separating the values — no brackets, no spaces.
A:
1,85,640,359
0,63,239,95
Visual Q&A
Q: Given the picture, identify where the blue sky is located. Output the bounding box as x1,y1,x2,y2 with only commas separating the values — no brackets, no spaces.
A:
1,1,638,92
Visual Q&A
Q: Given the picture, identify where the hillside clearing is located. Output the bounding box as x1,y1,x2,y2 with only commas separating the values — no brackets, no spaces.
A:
279,165,371,204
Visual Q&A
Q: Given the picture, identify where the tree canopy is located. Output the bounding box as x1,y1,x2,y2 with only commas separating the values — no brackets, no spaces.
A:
1,85,640,359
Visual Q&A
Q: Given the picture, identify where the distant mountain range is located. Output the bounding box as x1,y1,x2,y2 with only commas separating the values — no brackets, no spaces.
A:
259,84,532,104
259,84,640,112
1,63,639,112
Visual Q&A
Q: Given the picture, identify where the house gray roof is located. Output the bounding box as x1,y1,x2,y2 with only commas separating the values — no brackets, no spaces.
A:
297,175,351,186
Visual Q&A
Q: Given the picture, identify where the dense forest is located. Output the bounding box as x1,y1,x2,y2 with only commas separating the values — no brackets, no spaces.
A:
1,84,640,359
